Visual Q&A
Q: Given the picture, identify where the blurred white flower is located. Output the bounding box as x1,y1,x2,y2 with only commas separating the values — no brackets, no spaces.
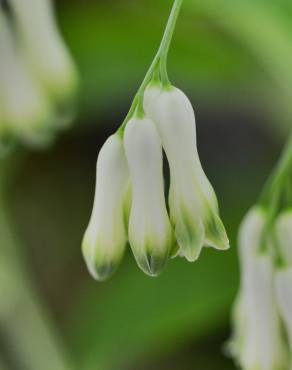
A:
275,210,292,364
9,0,78,105
124,115,174,276
237,206,267,267
144,85,229,261
0,0,78,149
229,208,289,370
275,268,292,355
82,134,130,281
239,255,288,370
275,209,292,265
0,11,52,143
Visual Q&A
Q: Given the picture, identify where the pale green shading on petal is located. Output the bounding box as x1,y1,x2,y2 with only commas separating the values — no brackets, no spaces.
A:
172,203,205,262
204,211,230,250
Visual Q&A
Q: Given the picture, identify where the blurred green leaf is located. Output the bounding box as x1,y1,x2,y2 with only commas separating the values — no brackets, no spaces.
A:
70,248,238,370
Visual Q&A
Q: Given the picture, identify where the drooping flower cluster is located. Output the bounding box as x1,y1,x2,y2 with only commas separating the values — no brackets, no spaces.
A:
229,207,292,370
82,83,229,280
0,0,77,149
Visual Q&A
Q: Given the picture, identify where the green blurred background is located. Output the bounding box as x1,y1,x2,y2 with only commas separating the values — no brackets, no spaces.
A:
1,0,292,369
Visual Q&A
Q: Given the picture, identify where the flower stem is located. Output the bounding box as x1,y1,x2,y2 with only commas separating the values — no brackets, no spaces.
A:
260,133,292,206
260,133,292,256
118,0,184,133
158,0,184,85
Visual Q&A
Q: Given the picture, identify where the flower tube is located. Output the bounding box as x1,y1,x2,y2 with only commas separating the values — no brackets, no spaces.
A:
144,85,229,261
82,134,130,281
0,11,52,143
124,115,174,276
229,208,289,370
275,210,292,364
9,0,78,105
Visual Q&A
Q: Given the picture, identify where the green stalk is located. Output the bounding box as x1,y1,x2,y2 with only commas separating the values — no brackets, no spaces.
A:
0,181,74,370
119,0,184,132
259,133,292,256
158,0,184,85
260,133,292,206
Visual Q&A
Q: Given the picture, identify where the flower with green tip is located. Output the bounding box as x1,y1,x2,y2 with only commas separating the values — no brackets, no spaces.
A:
229,208,289,370
82,134,130,281
144,84,229,261
9,0,78,107
124,115,174,276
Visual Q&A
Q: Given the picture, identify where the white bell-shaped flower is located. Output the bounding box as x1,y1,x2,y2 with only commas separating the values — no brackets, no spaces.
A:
240,255,288,370
237,206,267,268
124,115,174,276
229,208,289,370
82,134,130,281
275,268,292,355
275,211,292,360
229,207,266,361
9,0,78,103
144,85,229,261
0,11,52,141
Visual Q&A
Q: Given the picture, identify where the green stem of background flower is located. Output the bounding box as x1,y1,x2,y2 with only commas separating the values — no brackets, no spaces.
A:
261,133,292,205
0,174,74,370
118,0,183,132
259,133,292,256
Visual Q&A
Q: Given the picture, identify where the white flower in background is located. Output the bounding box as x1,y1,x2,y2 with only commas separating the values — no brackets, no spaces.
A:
8,0,78,106
275,210,292,363
239,255,288,370
275,269,292,354
124,115,175,276
229,207,265,361
237,207,267,267
82,134,130,281
0,10,52,143
144,84,229,261
0,0,78,148
229,207,289,370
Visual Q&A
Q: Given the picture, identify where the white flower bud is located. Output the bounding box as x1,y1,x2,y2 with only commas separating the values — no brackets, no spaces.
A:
275,268,292,354
231,255,289,370
0,12,52,140
238,206,267,268
9,0,78,103
275,211,292,359
124,116,174,276
275,210,292,265
144,85,229,261
229,208,289,370
82,134,130,281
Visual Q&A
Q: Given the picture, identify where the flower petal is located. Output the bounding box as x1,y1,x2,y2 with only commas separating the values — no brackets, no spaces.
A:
124,116,174,276
82,134,130,281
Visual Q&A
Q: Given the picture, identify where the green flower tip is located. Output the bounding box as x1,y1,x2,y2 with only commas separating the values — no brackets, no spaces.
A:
82,237,119,282
205,213,230,251
135,249,170,277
